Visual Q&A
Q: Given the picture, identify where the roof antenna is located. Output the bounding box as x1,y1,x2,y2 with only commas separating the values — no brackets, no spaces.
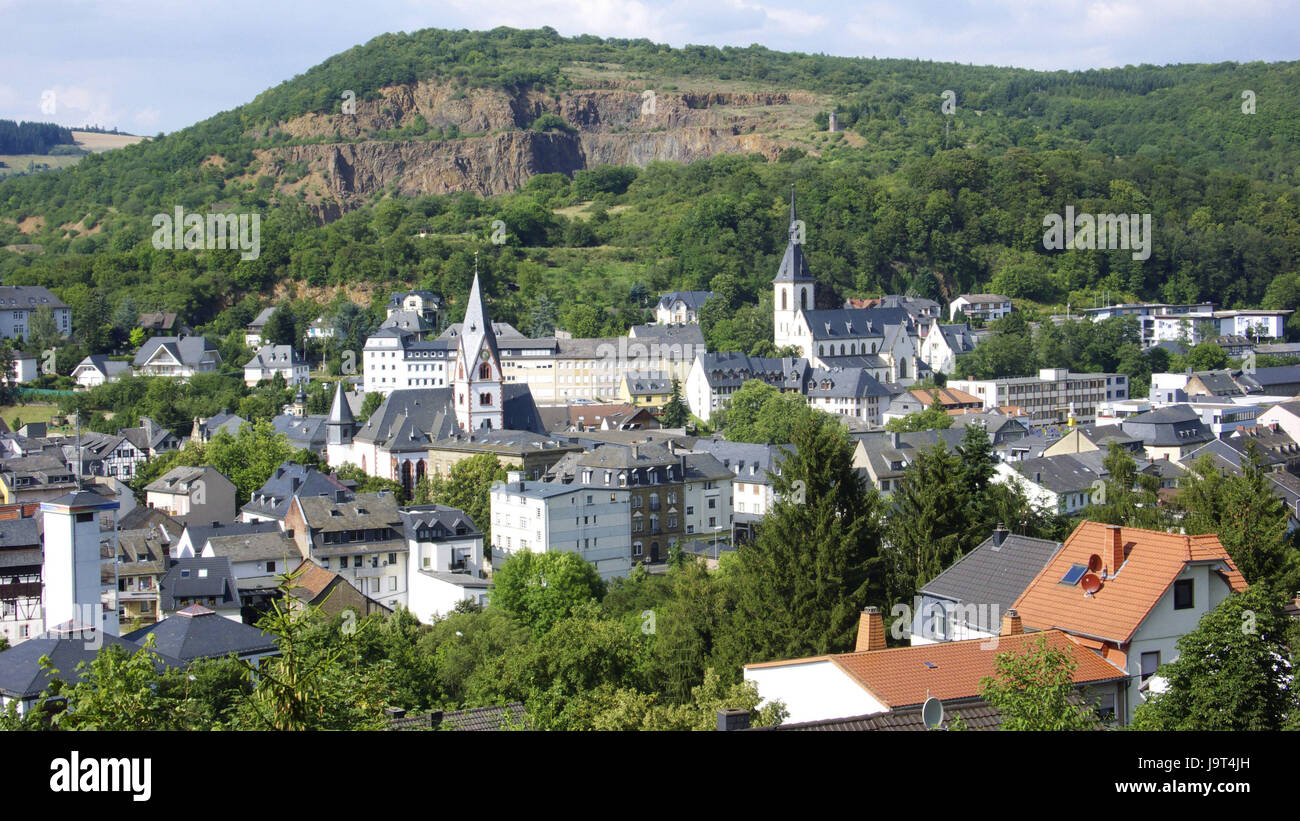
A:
74,410,82,490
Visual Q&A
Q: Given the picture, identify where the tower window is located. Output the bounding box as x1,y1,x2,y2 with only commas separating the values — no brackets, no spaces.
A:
480,392,493,406
479,363,492,379
800,289,807,310
781,290,787,310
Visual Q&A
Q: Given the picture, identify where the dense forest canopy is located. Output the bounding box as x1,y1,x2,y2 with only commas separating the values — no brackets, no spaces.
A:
0,119,75,154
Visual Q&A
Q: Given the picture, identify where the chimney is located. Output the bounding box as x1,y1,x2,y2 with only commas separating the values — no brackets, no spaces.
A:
1000,608,1023,636
992,523,1008,548
889,431,900,448
716,708,751,732
855,606,886,652
1106,524,1125,574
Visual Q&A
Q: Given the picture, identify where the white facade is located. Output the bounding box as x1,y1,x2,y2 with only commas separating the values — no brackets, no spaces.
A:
10,355,37,384
40,494,119,636
745,659,887,724
244,345,309,386
950,369,1129,427
490,479,632,580
1216,310,1287,339
949,295,1011,322
682,471,731,541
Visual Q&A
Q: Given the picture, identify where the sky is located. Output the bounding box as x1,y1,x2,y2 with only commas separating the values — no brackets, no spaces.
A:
2,0,1298,134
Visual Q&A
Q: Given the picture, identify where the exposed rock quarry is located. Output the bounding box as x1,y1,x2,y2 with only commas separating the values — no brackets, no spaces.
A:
249,79,817,220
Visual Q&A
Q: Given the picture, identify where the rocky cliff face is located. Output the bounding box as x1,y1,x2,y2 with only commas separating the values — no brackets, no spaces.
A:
250,79,819,220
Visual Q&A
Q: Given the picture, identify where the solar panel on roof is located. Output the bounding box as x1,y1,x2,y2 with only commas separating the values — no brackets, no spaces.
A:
1060,564,1088,585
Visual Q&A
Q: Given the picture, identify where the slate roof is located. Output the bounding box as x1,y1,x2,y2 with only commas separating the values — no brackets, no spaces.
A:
242,462,351,521
244,345,307,370
74,354,131,379
145,465,231,495
804,367,891,399
124,605,277,662
746,699,1005,731
353,385,546,447
159,557,241,612
1013,454,1103,494
920,531,1063,632
390,702,529,731
0,285,67,311
1120,405,1214,447
379,310,434,334
932,323,978,354
400,505,481,542
773,190,813,283
688,439,794,487
0,628,184,699
1012,521,1247,644
694,353,810,390
955,294,1011,305
655,291,718,312
205,528,299,565
134,335,219,368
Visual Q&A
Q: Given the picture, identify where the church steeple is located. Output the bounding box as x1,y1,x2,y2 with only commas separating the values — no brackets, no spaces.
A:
773,186,815,353
454,256,504,432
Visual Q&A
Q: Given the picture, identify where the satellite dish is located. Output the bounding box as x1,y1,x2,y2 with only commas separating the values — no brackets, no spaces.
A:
1088,554,1103,572
922,696,944,730
1081,572,1102,594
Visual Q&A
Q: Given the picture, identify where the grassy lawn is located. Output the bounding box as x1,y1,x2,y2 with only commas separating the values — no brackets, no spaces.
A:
0,402,66,432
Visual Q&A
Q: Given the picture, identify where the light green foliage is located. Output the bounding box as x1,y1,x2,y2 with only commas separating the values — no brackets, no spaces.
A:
489,551,607,635
979,634,1102,731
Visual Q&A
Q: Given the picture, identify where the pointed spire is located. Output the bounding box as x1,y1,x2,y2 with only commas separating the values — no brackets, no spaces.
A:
327,380,354,426
773,185,813,283
460,265,500,365
789,184,798,239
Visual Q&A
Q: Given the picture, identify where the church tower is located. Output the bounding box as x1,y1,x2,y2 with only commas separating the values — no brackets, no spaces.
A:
773,185,815,352
454,265,504,432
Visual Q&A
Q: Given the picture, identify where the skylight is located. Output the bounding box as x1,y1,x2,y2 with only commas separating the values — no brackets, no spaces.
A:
1060,564,1088,585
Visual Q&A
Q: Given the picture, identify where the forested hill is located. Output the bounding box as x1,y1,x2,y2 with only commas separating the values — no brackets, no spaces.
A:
0,120,75,154
1,26,1299,366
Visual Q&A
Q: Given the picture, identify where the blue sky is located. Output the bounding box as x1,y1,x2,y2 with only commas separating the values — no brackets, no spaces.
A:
3,0,1298,134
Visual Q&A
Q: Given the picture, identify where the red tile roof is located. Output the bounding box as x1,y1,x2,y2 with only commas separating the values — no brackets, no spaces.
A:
747,629,1125,709
1011,521,1247,644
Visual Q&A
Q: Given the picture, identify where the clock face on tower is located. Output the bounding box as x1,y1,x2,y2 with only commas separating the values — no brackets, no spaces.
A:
479,349,491,361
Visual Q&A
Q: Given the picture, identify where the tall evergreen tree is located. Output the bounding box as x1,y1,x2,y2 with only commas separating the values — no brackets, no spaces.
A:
716,411,885,673
884,442,966,605
661,378,690,428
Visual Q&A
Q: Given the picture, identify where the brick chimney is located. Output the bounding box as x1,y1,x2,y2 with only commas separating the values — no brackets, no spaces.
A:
855,606,886,652
1106,524,1125,575
1000,608,1023,636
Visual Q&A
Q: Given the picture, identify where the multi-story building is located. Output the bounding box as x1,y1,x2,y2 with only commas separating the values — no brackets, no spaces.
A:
426,430,582,482
402,505,489,621
804,367,892,426
0,518,42,645
144,466,238,524
948,294,1012,323
134,335,221,379
949,368,1129,428
0,286,71,340
283,491,408,611
243,345,309,386
489,476,632,580
686,353,810,423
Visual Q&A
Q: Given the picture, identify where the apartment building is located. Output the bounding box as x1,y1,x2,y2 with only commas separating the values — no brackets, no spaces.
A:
949,368,1129,428
0,286,71,340
490,476,633,580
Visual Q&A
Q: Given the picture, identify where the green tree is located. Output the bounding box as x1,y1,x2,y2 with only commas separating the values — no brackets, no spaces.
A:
717,410,885,672
261,306,297,347
884,443,967,604
490,550,607,635
1177,441,1299,590
885,401,954,432
661,377,690,428
1131,587,1297,730
357,391,385,423
979,633,1101,731
414,453,507,542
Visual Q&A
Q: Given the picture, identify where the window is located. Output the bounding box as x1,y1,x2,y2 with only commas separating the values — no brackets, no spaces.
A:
1173,579,1194,610
1141,651,1160,683
389,576,397,591
388,553,398,565
266,561,276,573
353,556,363,568
480,392,493,406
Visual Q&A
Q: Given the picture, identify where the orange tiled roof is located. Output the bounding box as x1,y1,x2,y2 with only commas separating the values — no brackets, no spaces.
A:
908,387,983,408
747,630,1125,709
291,559,338,599
1011,521,1247,645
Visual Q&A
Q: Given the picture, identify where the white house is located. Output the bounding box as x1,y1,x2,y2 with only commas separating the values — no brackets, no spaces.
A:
919,323,978,375
655,291,718,325
244,307,277,349
133,335,221,379
401,505,489,623
490,474,632,580
949,294,1011,323
243,345,309,386
71,355,131,388
8,354,37,384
